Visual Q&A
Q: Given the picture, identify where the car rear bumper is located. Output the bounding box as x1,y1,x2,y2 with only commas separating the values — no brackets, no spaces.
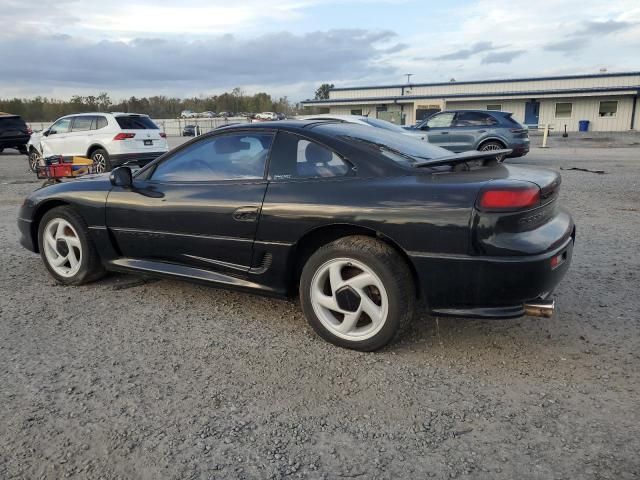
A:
507,141,530,158
0,135,30,148
110,151,167,167
410,229,575,317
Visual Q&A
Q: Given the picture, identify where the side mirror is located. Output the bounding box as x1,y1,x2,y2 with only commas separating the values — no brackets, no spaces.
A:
420,125,430,131
109,166,133,187
44,129,53,136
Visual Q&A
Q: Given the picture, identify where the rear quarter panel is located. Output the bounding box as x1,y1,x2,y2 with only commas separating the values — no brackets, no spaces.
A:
257,174,486,255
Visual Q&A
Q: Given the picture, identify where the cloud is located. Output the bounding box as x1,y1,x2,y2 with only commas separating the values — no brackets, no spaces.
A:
433,41,500,60
0,29,400,94
542,18,636,54
571,19,635,36
481,49,526,64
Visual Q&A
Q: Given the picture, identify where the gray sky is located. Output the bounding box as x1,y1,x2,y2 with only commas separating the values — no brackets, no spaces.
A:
0,0,638,101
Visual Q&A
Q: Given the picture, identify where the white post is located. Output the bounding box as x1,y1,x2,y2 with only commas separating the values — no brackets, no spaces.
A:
541,124,549,148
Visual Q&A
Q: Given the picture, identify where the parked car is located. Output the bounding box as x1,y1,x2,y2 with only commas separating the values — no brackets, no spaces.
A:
217,112,232,118
27,113,169,173
301,114,427,140
276,112,287,120
180,110,198,118
405,110,529,160
182,125,197,136
256,112,278,120
199,111,216,118
0,113,31,155
18,120,574,351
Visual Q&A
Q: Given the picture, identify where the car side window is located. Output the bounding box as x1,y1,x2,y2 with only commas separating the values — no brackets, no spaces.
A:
71,116,95,132
50,118,72,134
454,112,498,127
94,116,108,129
269,132,350,180
426,113,455,128
150,133,273,182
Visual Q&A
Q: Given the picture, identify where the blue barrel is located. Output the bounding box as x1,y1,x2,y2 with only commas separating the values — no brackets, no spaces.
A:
578,120,589,132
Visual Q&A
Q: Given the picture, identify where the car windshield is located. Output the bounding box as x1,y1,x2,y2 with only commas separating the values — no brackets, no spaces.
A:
314,123,451,165
361,117,408,134
115,115,159,130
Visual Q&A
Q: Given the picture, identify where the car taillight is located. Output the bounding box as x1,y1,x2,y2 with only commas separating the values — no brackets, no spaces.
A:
113,132,136,140
478,185,540,211
159,132,166,138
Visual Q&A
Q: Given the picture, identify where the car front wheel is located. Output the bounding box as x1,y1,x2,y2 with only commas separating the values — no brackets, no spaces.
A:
37,206,105,285
300,236,415,351
28,149,42,172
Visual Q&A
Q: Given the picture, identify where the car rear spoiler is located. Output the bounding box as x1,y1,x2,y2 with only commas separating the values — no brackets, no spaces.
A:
414,149,513,168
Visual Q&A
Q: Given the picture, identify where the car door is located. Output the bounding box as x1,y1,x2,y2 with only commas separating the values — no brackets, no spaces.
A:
451,111,498,151
41,117,73,157
66,116,95,157
105,130,275,273
422,112,456,150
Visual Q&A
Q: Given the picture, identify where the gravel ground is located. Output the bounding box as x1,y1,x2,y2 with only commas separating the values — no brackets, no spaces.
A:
1,141,639,480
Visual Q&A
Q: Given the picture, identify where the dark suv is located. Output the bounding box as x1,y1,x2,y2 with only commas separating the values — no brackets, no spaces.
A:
0,114,31,154
406,110,529,160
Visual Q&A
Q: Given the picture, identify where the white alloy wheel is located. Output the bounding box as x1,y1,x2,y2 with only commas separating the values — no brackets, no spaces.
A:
310,257,389,341
42,217,83,278
92,153,107,173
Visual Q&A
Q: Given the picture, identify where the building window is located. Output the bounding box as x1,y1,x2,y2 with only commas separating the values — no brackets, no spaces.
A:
487,104,502,111
351,109,363,116
599,101,618,117
555,102,573,118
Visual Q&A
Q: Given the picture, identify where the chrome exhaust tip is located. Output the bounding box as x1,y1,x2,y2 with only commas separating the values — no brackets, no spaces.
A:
523,300,555,318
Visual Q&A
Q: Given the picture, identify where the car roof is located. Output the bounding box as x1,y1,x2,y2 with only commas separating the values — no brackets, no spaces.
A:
300,114,369,122
439,109,512,115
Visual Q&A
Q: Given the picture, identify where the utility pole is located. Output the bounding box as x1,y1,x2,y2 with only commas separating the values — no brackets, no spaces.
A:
405,73,413,84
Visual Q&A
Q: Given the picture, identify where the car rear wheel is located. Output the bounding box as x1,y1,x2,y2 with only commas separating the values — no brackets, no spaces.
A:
479,141,507,161
28,149,42,172
300,236,415,351
91,149,111,173
37,206,105,285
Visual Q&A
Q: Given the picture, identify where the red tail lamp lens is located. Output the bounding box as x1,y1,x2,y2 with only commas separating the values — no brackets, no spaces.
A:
113,133,136,140
479,187,540,211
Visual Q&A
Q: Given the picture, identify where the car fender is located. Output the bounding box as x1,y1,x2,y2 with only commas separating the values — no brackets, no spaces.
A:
86,142,107,158
475,134,508,150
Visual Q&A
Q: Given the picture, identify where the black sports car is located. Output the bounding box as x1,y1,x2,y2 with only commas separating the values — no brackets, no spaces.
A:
18,120,574,351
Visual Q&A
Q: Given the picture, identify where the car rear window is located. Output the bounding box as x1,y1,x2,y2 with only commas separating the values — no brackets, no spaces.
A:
314,123,451,165
115,115,159,130
0,116,27,129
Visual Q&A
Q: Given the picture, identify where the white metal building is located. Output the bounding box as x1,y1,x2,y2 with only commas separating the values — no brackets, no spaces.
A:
301,71,640,132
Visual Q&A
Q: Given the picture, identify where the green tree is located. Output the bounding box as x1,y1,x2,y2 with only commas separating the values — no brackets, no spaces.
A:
314,83,334,100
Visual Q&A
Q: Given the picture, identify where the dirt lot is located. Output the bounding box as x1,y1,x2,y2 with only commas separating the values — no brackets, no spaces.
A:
1,140,639,480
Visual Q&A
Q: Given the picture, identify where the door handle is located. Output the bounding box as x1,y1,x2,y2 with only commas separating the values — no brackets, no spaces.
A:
232,206,259,222
478,130,487,133
440,131,449,134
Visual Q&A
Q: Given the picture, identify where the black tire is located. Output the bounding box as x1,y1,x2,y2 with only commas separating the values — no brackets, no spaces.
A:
37,206,106,285
90,148,112,173
28,149,41,172
0,147,4,153
479,140,507,162
18,145,28,155
300,236,415,351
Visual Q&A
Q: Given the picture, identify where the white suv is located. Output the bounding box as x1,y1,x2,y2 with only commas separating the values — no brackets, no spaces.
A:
27,112,169,173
